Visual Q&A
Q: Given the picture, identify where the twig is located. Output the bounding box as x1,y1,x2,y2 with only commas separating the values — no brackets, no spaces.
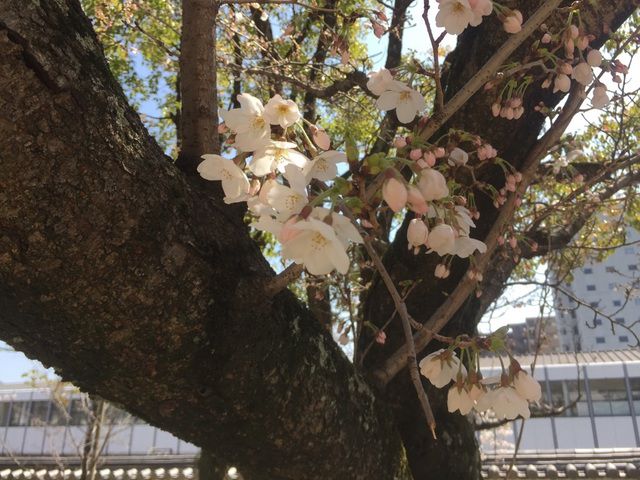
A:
422,0,444,113
372,85,586,387
355,226,437,437
264,263,304,296
220,0,338,12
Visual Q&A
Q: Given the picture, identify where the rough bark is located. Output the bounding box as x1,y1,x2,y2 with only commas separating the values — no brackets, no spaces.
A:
0,2,408,479
359,2,637,479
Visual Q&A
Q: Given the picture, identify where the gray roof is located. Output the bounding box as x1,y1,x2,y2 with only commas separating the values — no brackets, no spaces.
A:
482,449,640,478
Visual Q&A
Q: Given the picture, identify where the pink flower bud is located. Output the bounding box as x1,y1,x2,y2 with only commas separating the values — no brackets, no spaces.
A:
509,236,518,249
382,176,408,213
434,147,446,158
577,35,589,51
569,24,579,39
491,102,501,117
407,218,429,252
564,38,575,58
503,10,523,34
587,49,603,67
434,264,450,279
423,151,437,167
407,185,428,215
394,136,407,148
541,33,552,44
375,330,387,345
497,235,505,246
559,62,573,75
410,148,423,161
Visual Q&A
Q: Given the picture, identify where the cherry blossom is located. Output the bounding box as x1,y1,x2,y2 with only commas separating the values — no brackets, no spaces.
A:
418,169,449,201
436,0,474,35
468,0,493,27
553,74,571,93
591,85,609,108
448,147,469,166
572,62,593,85
366,69,395,96
309,208,363,248
198,154,250,204
448,384,475,415
450,235,487,258
263,94,301,128
427,224,456,256
281,217,351,275
512,370,542,402
220,93,271,152
250,140,309,176
375,81,426,124
303,150,346,182
419,349,466,388
477,386,531,419
407,218,429,253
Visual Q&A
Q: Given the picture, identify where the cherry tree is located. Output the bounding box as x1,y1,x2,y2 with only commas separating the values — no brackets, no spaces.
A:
0,0,638,479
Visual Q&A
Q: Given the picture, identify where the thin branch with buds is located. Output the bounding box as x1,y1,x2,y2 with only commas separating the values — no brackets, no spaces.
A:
372,85,586,387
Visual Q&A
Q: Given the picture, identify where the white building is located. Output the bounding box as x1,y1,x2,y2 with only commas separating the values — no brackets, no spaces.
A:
0,383,198,460
478,349,640,453
554,228,640,352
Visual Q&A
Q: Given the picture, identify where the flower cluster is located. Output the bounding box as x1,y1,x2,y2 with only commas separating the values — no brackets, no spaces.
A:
539,25,610,109
198,92,363,276
419,349,542,419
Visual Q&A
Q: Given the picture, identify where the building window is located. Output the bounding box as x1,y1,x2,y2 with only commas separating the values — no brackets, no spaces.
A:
606,266,616,272
590,301,599,307
589,378,630,416
584,267,593,274
629,264,638,271
587,285,596,291
68,399,88,425
613,300,622,307
0,402,10,427
619,335,629,343
594,318,603,326
624,247,634,254
9,402,30,426
596,337,606,344
29,401,50,426
609,283,617,290
615,317,625,324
